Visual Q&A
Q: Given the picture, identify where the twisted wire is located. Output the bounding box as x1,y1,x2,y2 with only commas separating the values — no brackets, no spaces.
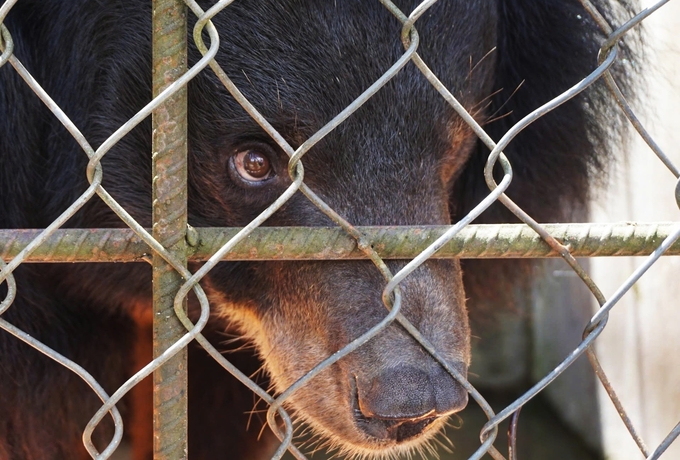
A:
0,0,678,458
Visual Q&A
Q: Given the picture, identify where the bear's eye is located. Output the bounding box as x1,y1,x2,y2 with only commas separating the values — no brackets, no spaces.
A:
232,149,273,182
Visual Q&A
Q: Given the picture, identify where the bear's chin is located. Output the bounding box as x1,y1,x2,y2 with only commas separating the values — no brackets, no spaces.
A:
279,393,451,460
294,412,450,460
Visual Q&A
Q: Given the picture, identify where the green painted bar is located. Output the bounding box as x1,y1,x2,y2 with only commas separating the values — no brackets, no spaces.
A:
0,223,677,262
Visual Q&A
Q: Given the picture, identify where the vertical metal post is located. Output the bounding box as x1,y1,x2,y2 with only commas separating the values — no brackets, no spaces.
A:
151,0,188,458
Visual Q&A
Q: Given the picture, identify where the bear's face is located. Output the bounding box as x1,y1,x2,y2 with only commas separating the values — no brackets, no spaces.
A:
182,0,496,455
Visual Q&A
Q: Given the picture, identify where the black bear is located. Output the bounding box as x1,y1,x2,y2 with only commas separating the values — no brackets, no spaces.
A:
0,0,636,459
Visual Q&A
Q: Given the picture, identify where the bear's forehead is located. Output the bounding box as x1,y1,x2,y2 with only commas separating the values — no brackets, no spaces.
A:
190,1,495,168
200,1,497,111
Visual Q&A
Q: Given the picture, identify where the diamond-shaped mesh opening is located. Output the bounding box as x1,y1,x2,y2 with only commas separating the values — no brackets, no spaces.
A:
0,0,678,459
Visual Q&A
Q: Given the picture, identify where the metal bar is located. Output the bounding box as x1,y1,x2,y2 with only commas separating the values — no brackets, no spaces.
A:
0,223,678,262
151,0,188,458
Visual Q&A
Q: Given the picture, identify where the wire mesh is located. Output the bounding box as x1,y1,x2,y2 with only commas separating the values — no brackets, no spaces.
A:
0,0,678,459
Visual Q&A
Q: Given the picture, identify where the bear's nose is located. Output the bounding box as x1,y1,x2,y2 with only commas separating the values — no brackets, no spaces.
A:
354,364,468,441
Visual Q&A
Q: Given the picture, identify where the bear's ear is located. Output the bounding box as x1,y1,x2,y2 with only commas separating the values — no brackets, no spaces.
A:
451,0,640,225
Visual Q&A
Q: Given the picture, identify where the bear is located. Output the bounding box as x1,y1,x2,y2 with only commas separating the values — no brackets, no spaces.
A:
0,0,637,459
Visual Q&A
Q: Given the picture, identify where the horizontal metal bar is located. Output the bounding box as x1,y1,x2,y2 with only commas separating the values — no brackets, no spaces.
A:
0,223,677,263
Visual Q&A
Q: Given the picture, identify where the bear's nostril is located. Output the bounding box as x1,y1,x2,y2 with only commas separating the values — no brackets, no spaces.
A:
356,364,467,421
353,363,468,442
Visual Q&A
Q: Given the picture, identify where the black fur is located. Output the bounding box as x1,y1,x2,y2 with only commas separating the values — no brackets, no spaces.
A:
0,1,636,458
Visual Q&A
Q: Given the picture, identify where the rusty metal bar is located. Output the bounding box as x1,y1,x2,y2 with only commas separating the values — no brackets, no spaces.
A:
151,0,188,458
0,223,678,262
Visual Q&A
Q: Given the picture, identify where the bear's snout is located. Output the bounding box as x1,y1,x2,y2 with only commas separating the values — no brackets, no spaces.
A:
233,258,471,451
354,363,468,441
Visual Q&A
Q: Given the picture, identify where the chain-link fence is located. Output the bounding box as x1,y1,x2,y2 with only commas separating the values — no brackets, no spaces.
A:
0,0,678,459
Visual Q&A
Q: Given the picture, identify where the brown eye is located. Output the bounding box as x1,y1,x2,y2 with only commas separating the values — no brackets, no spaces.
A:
234,149,273,182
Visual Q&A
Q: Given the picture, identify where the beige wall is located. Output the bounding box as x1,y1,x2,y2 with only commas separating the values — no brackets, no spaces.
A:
590,1,680,458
